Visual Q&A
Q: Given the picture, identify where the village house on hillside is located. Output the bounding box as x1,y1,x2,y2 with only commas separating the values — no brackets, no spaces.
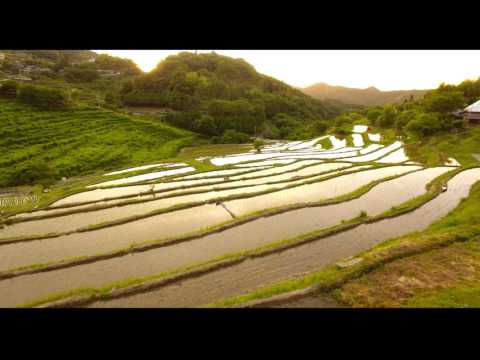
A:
455,100,480,124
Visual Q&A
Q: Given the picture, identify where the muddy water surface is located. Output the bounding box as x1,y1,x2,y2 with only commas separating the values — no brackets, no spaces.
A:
0,163,355,241
0,166,462,307
225,165,420,216
87,167,480,308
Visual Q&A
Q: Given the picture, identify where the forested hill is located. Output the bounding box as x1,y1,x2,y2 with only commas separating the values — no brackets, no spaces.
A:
120,52,351,140
302,82,428,106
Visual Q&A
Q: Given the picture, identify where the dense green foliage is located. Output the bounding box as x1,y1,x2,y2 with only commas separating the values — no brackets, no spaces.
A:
343,79,480,138
94,54,142,76
18,84,69,109
120,52,347,140
0,99,195,186
64,63,99,83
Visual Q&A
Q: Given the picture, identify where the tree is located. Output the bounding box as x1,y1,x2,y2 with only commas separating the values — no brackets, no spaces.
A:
423,91,466,114
18,84,69,109
220,129,250,144
8,159,56,186
377,105,397,127
405,113,442,137
312,120,328,134
194,115,217,136
64,65,98,83
253,138,266,153
366,108,382,125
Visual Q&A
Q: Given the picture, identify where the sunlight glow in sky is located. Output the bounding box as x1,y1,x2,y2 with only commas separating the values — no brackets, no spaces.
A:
95,50,480,91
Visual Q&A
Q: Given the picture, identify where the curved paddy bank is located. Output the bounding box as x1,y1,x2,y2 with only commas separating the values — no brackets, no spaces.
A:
85,168,480,308
0,166,455,307
43,160,327,208
0,163,357,239
0,167,443,272
224,165,419,216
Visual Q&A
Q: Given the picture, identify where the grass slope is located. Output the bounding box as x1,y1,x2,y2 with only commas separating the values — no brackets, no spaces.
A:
0,99,196,187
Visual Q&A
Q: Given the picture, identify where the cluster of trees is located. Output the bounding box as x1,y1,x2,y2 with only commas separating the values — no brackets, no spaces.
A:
94,54,142,76
7,160,56,187
2,82,70,109
355,79,480,138
121,52,346,141
64,62,99,83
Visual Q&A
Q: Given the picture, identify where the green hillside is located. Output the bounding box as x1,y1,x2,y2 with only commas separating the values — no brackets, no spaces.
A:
121,52,349,140
302,82,428,106
0,99,195,187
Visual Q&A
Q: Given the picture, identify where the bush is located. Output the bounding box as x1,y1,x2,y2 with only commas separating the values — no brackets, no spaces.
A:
406,113,442,137
253,138,266,152
64,65,99,83
312,120,328,134
8,160,56,186
18,84,69,109
218,129,250,144
0,80,18,98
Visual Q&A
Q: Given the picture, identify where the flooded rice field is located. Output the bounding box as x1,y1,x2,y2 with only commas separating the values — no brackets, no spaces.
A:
353,125,368,133
352,134,364,147
377,148,409,163
0,167,448,273
88,167,196,188
88,167,480,308
225,165,420,216
2,130,478,308
235,159,296,167
103,163,187,177
0,166,470,307
0,163,355,239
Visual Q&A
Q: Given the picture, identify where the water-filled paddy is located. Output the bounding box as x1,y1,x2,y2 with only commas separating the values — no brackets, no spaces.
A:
377,148,409,163
88,167,480,308
103,163,187,177
88,167,196,188
1,163,355,239
224,165,420,216
1,166,471,308
353,125,368,133
235,159,296,167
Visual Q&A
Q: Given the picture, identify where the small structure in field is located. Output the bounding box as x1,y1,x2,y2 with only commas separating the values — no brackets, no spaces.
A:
455,100,480,124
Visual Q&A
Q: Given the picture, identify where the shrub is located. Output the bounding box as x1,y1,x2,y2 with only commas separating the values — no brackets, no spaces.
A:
218,129,250,144
18,84,69,109
253,138,266,152
0,80,18,98
8,160,56,186
405,113,442,137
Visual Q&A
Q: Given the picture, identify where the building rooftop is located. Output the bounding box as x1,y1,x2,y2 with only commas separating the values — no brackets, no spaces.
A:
465,100,480,113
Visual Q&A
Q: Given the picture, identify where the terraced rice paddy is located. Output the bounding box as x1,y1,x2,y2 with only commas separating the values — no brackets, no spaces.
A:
1,126,478,308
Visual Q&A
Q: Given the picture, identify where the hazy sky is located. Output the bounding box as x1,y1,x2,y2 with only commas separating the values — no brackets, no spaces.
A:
95,50,480,91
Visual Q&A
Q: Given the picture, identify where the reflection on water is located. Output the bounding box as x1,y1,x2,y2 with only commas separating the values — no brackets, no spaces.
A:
89,167,195,188
2,166,470,308
353,125,368,133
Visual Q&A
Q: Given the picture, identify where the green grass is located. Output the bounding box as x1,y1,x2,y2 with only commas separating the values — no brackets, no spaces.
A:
405,282,480,307
317,137,333,150
0,99,197,188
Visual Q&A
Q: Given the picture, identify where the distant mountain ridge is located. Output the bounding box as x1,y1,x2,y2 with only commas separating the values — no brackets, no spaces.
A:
302,82,428,106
